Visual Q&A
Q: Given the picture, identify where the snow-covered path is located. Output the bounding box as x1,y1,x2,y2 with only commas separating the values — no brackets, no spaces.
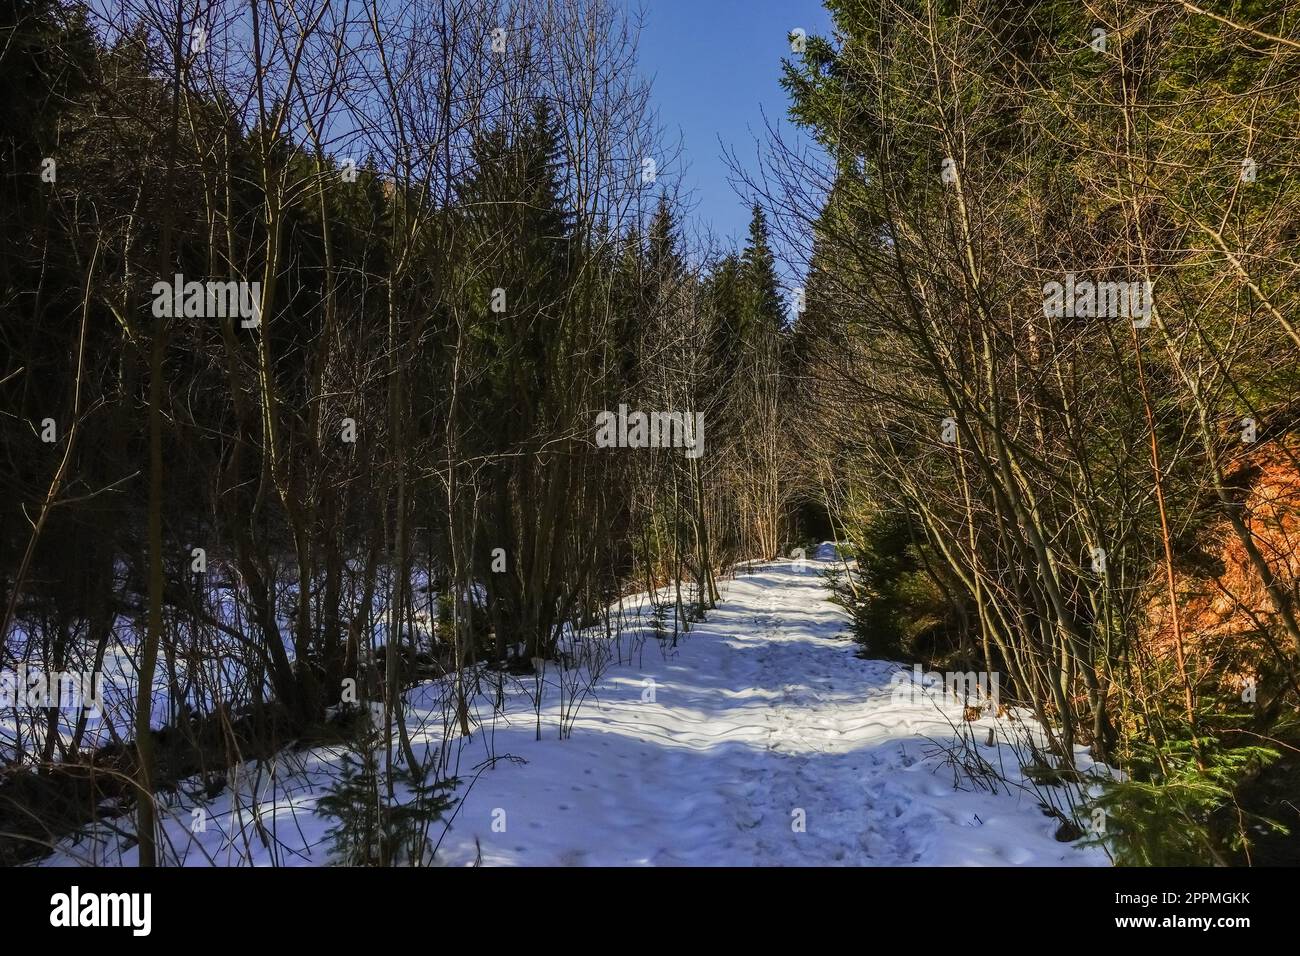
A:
436,545,1108,867
45,545,1108,866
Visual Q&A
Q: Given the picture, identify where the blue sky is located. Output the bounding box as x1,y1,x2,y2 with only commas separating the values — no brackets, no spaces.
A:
631,0,832,252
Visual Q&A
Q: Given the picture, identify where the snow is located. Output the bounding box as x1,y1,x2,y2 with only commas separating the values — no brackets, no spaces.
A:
40,544,1110,866
3,562,431,763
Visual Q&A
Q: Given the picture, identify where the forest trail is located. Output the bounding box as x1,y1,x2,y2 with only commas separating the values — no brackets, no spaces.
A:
435,544,1108,867
44,545,1108,867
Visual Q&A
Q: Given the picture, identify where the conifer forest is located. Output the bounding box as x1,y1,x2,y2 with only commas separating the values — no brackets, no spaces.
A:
2,0,1299,909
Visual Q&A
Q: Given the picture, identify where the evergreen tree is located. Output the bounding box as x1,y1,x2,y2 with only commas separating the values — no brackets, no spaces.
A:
739,205,785,341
